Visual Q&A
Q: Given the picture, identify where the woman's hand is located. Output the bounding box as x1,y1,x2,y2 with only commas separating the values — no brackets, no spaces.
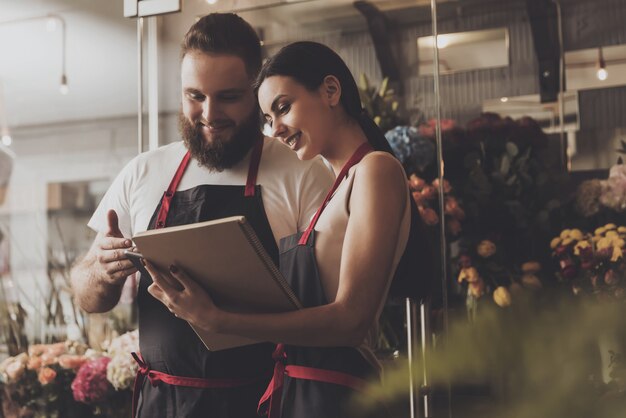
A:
144,262,222,333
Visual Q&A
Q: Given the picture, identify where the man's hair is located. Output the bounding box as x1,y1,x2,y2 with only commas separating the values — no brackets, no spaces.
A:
181,13,262,79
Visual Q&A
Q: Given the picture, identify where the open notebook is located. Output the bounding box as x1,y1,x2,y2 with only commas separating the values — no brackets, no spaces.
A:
132,215,301,351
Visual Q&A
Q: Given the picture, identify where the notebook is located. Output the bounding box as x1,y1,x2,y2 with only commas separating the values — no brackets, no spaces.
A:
131,215,301,351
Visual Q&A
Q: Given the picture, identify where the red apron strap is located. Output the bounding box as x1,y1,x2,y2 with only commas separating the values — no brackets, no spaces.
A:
154,137,263,229
245,136,264,197
285,365,368,392
131,351,259,418
257,344,286,418
154,151,191,229
298,142,373,246
257,344,370,418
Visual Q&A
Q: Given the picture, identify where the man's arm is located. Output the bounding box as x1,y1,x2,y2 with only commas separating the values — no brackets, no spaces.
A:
70,210,136,313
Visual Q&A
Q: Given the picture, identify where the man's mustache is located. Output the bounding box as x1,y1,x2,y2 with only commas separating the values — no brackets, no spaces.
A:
196,119,235,129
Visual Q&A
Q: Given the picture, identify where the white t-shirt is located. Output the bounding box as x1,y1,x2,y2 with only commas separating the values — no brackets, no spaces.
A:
88,137,334,245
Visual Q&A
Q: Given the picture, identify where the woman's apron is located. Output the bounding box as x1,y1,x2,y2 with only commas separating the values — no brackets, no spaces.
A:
258,142,379,418
132,137,278,418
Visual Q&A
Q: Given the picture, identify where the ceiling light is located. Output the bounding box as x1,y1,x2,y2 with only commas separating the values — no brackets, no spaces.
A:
206,0,218,4
500,97,509,103
1,135,11,147
596,47,608,81
60,74,69,95
436,36,450,49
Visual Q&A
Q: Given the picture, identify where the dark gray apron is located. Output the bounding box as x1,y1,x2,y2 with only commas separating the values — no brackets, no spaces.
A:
133,137,278,418
258,143,383,418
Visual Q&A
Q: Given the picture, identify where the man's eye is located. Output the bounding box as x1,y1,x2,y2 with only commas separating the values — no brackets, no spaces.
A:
186,92,204,101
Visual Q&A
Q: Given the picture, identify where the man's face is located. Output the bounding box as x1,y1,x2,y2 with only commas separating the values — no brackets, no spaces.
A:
180,51,259,171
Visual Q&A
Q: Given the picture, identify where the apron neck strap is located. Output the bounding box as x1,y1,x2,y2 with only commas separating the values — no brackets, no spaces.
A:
298,142,373,245
245,135,265,197
155,136,264,229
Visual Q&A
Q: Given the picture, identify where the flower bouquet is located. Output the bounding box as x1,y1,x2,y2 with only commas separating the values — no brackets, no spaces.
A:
551,224,626,301
0,330,138,417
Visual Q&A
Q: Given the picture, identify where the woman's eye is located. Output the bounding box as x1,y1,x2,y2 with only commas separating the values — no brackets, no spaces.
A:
278,103,291,115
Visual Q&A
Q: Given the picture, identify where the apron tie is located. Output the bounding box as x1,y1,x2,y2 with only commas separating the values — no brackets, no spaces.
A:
257,344,286,418
132,352,261,418
257,345,370,418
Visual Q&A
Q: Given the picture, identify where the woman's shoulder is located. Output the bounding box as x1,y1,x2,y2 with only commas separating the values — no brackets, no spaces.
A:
355,151,407,183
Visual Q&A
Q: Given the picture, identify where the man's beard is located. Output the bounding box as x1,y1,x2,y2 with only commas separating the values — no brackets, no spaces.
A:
179,110,261,172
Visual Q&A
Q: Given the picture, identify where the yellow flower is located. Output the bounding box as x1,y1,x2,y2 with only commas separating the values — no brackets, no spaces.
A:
618,226,626,234
611,246,623,262
605,223,617,230
606,230,619,238
562,238,575,246
574,240,591,255
493,286,512,307
550,237,562,249
477,240,497,258
597,237,612,250
570,229,584,241
616,239,625,249
560,229,571,239
595,227,606,236
592,235,602,243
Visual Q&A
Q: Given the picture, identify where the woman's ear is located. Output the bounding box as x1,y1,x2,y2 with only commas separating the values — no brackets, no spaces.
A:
320,75,342,107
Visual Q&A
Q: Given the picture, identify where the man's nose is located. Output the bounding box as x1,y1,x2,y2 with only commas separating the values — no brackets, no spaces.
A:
202,99,220,121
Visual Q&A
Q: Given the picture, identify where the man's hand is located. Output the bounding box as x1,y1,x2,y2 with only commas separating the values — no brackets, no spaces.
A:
94,210,137,285
71,209,137,313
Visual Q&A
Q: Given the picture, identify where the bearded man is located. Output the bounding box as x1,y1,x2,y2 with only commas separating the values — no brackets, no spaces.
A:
70,13,332,418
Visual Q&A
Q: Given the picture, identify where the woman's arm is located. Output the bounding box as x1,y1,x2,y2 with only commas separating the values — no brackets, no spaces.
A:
147,152,408,347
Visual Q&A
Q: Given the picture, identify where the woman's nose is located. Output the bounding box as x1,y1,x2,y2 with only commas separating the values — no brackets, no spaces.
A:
271,121,287,138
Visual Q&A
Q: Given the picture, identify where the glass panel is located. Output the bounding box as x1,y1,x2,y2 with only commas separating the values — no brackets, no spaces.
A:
0,2,138,351
430,0,626,416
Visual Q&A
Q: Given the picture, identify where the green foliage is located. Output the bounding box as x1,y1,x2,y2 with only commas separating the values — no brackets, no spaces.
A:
357,74,406,133
357,298,626,418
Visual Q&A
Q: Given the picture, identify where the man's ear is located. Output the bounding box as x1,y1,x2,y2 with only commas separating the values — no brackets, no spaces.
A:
320,75,342,107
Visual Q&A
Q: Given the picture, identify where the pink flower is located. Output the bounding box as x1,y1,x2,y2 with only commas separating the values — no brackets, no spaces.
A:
38,367,57,385
418,119,456,137
432,178,452,194
408,174,426,191
59,354,88,370
419,207,439,226
71,357,112,404
27,356,42,370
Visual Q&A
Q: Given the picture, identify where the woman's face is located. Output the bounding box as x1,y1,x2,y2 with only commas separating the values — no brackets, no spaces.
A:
258,75,335,160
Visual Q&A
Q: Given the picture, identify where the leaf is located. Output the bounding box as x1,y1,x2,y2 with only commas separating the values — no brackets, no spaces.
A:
378,77,389,97
500,155,511,175
505,142,519,157
359,73,370,92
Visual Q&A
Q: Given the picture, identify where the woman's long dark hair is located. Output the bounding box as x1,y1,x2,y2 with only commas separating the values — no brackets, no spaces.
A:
255,41,394,154
256,41,432,300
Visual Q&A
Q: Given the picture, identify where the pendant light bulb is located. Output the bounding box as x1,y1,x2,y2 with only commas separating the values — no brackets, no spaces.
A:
60,74,69,95
596,47,608,81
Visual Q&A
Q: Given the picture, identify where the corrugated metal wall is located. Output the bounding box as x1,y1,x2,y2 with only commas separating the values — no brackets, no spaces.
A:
263,0,625,167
